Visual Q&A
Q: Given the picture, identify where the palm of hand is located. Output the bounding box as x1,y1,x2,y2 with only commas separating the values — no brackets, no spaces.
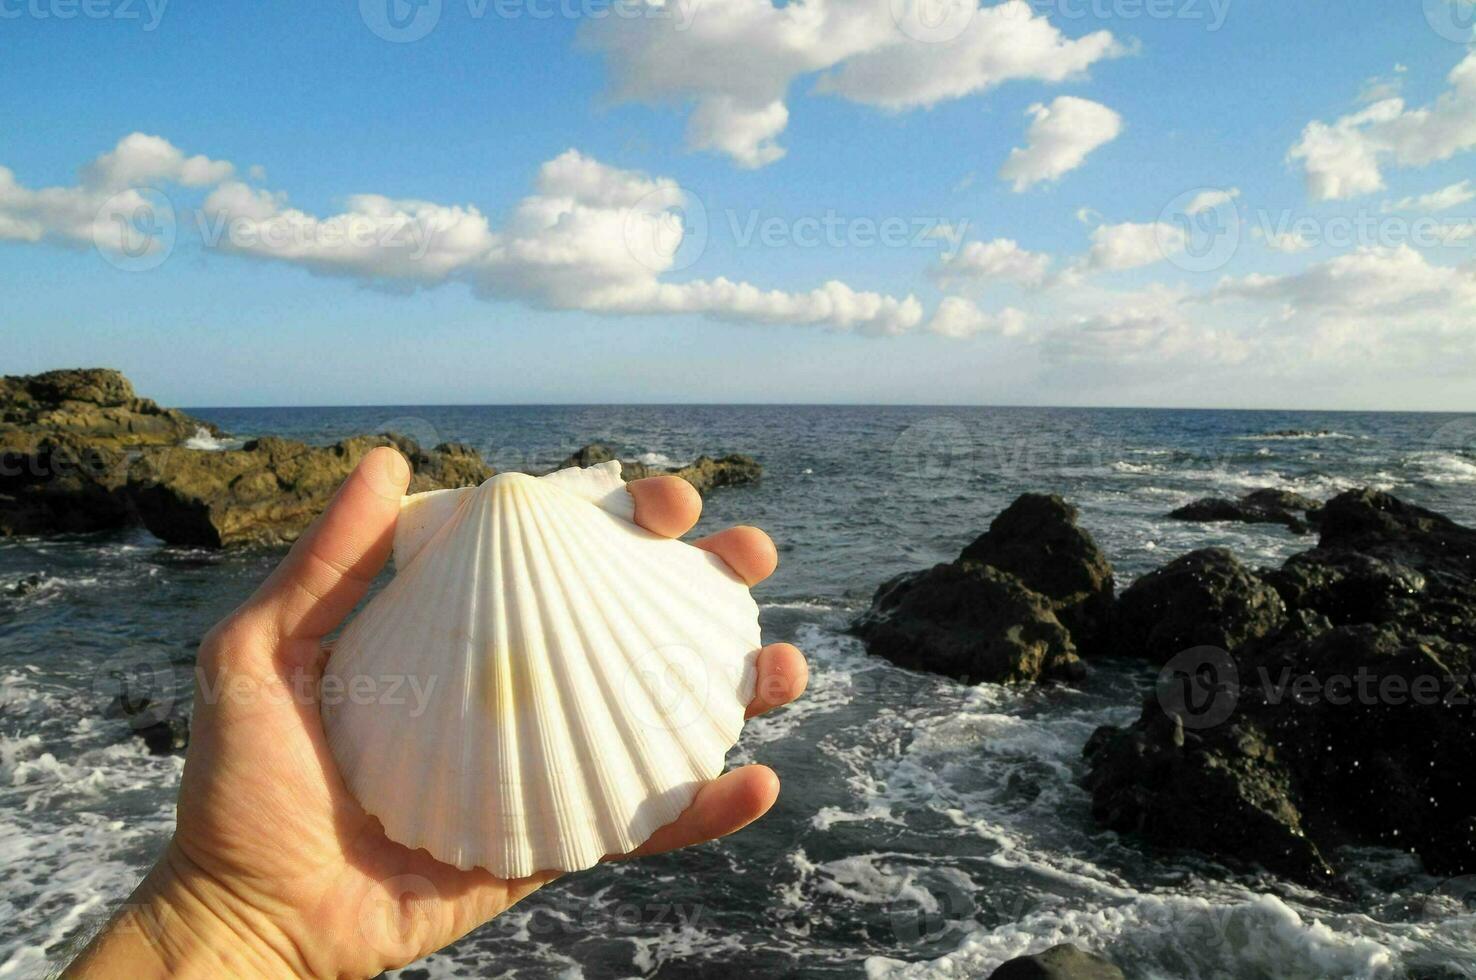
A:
163,451,805,977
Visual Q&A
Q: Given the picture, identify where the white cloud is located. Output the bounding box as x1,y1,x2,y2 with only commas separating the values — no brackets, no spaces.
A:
931,237,1053,288
201,148,923,335
84,133,233,189
3,137,922,336
1251,226,1315,253
1213,244,1476,313
1078,220,1184,272
1381,179,1475,214
927,297,1027,338
1042,300,1248,367
1185,187,1239,215
583,0,1122,168
1210,245,1476,367
0,133,232,252
1289,51,1476,200
999,96,1122,192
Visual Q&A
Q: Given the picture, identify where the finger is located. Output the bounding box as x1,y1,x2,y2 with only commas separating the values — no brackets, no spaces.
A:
627,476,700,538
694,526,778,586
746,643,808,719
619,765,779,859
243,447,410,642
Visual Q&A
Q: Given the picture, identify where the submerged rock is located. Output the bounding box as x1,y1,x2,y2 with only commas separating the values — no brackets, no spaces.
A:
1170,488,1322,534
1114,548,1286,664
988,943,1125,980
126,434,495,548
959,493,1115,655
854,562,1083,684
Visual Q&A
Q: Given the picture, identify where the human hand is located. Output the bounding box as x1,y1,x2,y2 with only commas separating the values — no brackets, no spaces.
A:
68,448,807,979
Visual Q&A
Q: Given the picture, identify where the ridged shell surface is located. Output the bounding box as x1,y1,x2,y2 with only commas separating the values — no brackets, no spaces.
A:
322,462,761,878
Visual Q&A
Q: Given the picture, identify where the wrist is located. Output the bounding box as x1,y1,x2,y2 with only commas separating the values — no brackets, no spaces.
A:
67,841,312,979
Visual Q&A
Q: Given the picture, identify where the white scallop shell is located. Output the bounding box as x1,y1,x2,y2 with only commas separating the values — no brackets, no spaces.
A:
321,461,761,878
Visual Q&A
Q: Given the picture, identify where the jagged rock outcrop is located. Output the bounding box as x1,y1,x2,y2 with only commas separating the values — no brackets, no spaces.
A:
988,943,1125,980
854,562,1084,684
125,434,495,548
1084,489,1476,885
1170,488,1322,534
1113,548,1286,664
959,493,1115,655
853,494,1107,683
552,443,762,495
0,369,220,535
0,368,218,450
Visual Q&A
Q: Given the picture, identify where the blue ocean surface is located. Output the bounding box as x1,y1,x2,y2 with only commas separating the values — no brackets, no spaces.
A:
2,406,1474,978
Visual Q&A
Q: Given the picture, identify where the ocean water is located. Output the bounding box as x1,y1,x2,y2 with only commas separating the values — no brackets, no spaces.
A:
2,406,1475,979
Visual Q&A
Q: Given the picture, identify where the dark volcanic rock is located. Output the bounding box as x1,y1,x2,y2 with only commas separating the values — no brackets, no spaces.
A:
552,443,761,495
959,493,1115,655
126,434,495,548
1266,548,1427,626
1114,548,1286,664
1170,488,1322,534
854,562,1084,684
106,693,190,755
1086,490,1476,886
988,943,1125,980
1083,706,1333,883
1316,488,1476,584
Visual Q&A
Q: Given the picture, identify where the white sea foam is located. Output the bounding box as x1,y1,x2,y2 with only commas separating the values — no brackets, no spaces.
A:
182,427,241,451
635,451,677,467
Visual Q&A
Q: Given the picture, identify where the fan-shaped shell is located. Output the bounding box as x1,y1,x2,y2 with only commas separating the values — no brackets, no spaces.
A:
321,462,761,878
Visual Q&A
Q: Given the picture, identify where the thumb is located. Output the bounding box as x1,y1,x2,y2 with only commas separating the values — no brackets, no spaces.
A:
243,446,411,642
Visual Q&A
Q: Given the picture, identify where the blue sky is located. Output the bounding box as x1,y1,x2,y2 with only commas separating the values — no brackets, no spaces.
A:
2,0,1475,408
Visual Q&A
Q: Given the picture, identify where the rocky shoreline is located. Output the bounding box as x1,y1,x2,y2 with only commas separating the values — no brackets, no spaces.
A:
1,369,763,548
855,486,1476,891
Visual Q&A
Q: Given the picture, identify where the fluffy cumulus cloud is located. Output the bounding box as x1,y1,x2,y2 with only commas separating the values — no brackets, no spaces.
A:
1211,245,1476,365
1289,51,1476,200
2,135,921,335
1382,179,1475,214
582,0,1121,167
1077,220,1184,272
931,237,1053,288
926,296,1027,338
1041,288,1249,367
998,96,1122,192
205,147,925,335
0,133,232,251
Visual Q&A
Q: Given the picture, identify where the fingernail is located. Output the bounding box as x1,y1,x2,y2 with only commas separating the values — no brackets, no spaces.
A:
367,448,411,497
